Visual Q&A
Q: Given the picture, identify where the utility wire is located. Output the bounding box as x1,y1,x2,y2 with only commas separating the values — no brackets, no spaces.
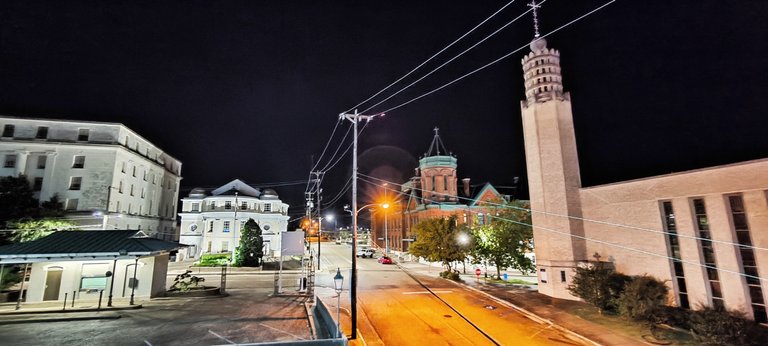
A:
356,174,766,283
343,0,519,114
358,173,768,253
378,0,618,115
361,2,539,114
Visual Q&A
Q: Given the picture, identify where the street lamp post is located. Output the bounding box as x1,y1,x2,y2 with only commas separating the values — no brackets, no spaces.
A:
333,268,344,338
383,183,388,256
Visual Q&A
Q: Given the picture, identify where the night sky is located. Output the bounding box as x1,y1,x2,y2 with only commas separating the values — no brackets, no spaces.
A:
2,1,767,222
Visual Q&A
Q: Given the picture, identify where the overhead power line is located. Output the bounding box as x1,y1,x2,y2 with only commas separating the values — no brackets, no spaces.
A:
356,174,766,284
343,0,520,114
361,2,540,114
357,173,768,254
378,0,618,115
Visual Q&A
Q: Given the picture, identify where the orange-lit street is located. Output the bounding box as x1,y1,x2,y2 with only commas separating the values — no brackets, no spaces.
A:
315,242,587,345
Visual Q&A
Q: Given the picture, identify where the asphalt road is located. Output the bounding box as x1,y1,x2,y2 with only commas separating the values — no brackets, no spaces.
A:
316,243,587,345
3,272,310,346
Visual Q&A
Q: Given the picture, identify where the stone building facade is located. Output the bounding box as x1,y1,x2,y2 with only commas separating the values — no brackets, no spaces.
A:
0,116,182,240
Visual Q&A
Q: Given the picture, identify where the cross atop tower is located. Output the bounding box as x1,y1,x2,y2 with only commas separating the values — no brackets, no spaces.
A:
528,0,541,38
425,126,449,157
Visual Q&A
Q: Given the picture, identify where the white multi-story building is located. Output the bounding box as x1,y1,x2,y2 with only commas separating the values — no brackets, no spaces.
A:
178,179,290,261
0,116,182,240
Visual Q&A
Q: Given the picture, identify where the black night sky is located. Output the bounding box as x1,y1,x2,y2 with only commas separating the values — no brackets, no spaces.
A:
2,1,767,221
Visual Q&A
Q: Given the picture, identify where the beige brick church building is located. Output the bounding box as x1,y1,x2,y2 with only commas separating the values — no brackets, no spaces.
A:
521,37,768,322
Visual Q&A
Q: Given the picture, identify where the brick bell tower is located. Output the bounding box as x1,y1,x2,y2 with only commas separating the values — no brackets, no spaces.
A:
520,4,587,300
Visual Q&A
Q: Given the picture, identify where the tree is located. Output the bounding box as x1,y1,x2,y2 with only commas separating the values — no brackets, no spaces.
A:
409,216,470,272
617,275,669,321
7,218,76,243
234,218,263,267
567,260,631,314
0,175,38,221
0,175,40,244
470,200,535,278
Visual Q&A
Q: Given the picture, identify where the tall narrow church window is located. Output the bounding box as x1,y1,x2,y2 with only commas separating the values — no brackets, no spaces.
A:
728,195,766,323
661,201,689,309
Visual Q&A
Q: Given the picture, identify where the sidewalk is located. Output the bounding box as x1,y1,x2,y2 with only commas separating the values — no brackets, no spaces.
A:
398,260,652,346
0,297,144,324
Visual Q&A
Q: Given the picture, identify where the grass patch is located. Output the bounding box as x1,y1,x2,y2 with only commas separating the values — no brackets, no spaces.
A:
483,277,535,285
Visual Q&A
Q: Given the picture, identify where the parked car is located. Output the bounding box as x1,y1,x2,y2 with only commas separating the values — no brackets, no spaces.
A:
377,256,394,264
356,248,375,258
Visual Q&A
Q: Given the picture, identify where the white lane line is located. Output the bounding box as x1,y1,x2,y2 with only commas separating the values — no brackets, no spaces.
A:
402,290,453,295
257,323,307,340
143,341,152,346
207,330,235,344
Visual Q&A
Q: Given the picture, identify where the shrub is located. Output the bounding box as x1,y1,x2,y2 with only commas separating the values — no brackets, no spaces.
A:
567,261,630,313
617,275,668,321
169,270,205,292
198,253,231,267
689,306,760,346
0,266,21,290
439,270,461,281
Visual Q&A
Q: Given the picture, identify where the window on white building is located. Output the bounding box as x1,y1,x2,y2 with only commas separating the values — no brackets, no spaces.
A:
118,180,124,193
3,154,16,168
208,220,214,233
121,161,126,173
225,201,232,210
132,166,137,177
141,188,145,198
2,124,14,137
223,221,230,232
222,241,229,252
37,156,46,169
241,201,247,210
264,203,272,212
77,128,89,141
65,198,78,210
69,177,82,190
130,184,134,196
191,203,200,212
36,126,48,139
72,155,85,168
210,201,216,209
33,177,43,191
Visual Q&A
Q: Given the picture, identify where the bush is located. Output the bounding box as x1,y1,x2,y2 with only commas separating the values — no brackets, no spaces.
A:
689,306,761,346
567,261,630,313
198,253,231,267
439,270,461,281
169,270,205,292
0,266,21,290
617,275,668,321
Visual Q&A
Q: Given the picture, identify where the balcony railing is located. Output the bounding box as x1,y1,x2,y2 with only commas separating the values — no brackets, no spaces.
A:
186,205,286,215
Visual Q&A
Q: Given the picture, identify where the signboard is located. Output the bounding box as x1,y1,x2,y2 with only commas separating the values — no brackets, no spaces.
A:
281,231,305,256
80,276,107,290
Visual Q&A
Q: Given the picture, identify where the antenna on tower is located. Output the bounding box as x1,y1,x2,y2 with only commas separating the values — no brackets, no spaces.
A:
528,0,541,38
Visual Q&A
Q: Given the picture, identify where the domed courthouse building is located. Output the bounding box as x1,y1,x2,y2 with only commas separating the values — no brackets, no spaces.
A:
177,179,289,261
521,37,768,322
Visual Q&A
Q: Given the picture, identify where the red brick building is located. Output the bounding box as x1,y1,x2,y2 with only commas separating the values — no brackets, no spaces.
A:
371,128,511,255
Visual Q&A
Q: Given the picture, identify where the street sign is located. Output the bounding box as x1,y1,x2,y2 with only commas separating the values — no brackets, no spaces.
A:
475,268,481,277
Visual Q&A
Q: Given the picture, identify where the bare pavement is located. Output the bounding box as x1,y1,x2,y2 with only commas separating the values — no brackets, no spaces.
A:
0,259,655,345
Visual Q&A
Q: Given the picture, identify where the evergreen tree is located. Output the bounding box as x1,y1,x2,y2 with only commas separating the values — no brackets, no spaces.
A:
234,218,264,267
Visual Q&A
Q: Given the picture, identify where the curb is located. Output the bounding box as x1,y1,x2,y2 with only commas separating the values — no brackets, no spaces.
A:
449,279,601,346
0,304,143,316
0,312,122,325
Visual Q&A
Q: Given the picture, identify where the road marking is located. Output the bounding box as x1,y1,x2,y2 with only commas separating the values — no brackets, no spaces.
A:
257,322,307,340
402,290,453,294
208,330,235,344
143,341,152,346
